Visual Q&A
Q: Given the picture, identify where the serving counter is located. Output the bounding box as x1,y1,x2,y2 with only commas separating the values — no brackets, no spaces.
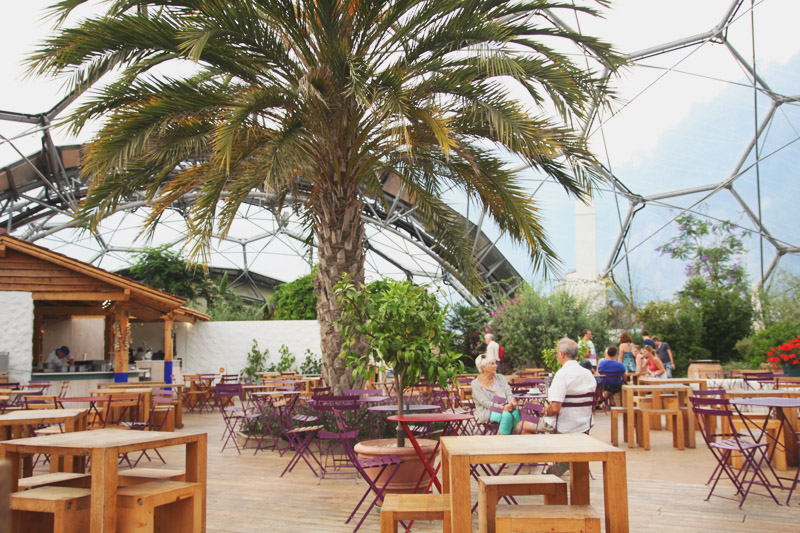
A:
29,370,144,397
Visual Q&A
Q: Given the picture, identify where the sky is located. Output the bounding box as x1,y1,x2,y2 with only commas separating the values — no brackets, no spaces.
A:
1,0,799,303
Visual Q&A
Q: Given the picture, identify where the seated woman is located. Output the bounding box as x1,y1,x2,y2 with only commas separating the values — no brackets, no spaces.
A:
638,345,666,378
471,354,535,434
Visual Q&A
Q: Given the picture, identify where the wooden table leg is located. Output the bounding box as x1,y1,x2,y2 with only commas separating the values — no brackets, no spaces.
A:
569,461,590,505
778,407,798,468
652,391,663,430
625,388,636,448
448,455,471,532
0,449,20,492
680,391,695,448
603,453,629,533
186,435,208,533
91,448,118,533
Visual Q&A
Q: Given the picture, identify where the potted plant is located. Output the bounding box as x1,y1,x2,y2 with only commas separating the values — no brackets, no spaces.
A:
766,336,800,377
334,276,462,491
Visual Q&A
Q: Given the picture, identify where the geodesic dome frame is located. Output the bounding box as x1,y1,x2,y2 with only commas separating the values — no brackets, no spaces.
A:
1,0,798,303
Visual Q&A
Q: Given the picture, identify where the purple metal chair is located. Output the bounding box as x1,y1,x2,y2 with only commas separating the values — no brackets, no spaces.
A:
333,409,403,533
215,383,251,454
690,395,779,507
312,395,360,477
279,394,325,478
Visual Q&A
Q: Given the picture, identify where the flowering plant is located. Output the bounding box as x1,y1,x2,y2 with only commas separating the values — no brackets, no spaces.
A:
765,337,800,370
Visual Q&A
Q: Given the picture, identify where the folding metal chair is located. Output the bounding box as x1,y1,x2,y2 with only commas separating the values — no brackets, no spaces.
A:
215,383,252,454
313,395,360,478
690,396,779,506
128,390,176,466
554,391,598,434
333,410,403,533
279,395,325,478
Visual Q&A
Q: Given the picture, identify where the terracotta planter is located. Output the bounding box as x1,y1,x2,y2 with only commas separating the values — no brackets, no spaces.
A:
354,438,437,496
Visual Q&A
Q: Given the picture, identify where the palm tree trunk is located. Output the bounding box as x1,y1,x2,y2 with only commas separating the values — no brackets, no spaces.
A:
313,188,367,394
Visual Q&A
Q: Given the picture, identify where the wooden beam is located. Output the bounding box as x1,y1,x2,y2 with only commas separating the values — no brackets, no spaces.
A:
0,243,5,258
32,291,129,301
34,305,106,317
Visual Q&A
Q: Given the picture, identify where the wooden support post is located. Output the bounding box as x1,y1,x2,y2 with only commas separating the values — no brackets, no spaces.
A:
112,304,130,383
164,314,174,385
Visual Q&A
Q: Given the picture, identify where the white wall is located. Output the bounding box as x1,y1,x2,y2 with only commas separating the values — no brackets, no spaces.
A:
0,291,34,382
174,320,321,375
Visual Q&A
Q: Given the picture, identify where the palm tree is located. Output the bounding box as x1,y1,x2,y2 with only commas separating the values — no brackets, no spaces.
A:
30,0,625,392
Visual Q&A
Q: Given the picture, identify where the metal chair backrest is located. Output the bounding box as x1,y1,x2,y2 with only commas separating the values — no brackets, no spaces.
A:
689,396,738,444
215,383,245,411
58,381,70,398
554,390,597,434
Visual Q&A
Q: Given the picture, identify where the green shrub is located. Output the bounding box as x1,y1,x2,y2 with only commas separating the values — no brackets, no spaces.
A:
270,271,317,320
266,344,297,373
487,284,609,371
639,299,710,376
240,340,268,380
734,321,800,369
299,350,322,374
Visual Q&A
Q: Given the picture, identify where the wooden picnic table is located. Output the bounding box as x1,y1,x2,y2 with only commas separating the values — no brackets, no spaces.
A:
0,428,207,533
440,433,628,532
0,408,89,475
89,388,151,424
622,384,695,448
639,377,708,391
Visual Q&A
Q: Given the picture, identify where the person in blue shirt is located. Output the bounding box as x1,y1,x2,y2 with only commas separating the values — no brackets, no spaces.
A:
597,347,626,402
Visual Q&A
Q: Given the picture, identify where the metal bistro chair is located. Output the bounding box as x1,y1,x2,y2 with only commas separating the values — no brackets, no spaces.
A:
128,390,176,467
279,394,325,479
215,383,251,454
690,395,779,507
334,408,403,533
313,395,360,479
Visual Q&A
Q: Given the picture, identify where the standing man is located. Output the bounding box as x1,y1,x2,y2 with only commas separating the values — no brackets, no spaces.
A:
484,333,500,362
641,330,656,350
581,329,597,368
653,336,675,378
45,346,72,371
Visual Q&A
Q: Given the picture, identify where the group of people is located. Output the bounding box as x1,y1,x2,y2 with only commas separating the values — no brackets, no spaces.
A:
615,330,675,378
470,330,676,438
470,334,596,437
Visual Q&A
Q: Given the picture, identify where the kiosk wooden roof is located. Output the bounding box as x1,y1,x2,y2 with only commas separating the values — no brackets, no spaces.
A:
0,235,209,323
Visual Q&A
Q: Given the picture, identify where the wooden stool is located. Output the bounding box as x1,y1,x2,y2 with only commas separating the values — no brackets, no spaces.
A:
478,474,567,533
118,468,185,487
636,408,684,450
661,395,678,430
379,493,451,533
10,486,91,533
116,480,201,533
610,407,629,446
495,505,601,533
17,473,91,491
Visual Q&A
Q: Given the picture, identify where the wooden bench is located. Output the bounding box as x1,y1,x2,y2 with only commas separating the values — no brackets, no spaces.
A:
478,474,568,533
636,408,684,450
495,505,601,533
380,493,451,533
117,480,201,533
17,472,91,490
118,468,185,487
10,486,91,533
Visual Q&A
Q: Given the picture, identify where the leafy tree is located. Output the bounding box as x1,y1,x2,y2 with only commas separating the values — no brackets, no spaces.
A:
446,303,488,368
759,270,800,327
208,274,268,321
656,211,753,363
270,271,317,320
657,212,747,288
125,246,216,306
487,284,609,370
31,0,625,392
335,277,462,447
240,339,268,381
639,299,709,375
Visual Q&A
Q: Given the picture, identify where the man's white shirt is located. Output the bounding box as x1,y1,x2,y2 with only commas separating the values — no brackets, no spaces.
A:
545,360,597,434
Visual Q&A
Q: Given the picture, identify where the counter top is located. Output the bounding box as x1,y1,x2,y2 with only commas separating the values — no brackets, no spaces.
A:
31,370,144,380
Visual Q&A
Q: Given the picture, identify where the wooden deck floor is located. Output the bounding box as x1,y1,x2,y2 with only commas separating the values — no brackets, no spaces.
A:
140,411,800,532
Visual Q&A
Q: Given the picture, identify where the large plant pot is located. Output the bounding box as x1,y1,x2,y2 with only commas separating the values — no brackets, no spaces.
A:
783,364,800,378
354,438,437,496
